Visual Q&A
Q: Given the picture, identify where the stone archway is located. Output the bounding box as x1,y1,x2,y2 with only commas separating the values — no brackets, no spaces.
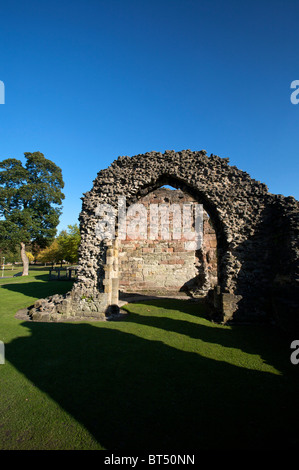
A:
74,149,271,323
29,150,299,330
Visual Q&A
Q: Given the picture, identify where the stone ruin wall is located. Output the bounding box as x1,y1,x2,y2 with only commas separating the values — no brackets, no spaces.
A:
118,188,218,295
28,150,299,332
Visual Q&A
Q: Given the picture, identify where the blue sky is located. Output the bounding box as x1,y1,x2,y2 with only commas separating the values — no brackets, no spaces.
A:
0,0,298,233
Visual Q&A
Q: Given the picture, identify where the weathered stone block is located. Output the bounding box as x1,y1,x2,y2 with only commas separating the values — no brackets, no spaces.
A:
221,293,243,323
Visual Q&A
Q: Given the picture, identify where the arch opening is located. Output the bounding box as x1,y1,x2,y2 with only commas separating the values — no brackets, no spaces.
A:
117,184,219,300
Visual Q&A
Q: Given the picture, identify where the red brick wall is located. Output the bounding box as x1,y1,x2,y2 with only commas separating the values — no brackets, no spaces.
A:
119,188,217,294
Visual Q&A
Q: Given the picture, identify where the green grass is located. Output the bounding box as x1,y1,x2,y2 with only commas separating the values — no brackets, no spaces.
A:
0,269,299,450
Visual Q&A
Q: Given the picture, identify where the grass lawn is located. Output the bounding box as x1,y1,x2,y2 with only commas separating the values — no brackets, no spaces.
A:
0,267,299,450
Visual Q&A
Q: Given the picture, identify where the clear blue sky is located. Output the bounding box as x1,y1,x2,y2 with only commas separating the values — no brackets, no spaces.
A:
0,0,298,232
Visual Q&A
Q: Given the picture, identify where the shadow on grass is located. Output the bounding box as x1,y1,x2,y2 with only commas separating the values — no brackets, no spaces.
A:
5,312,299,450
122,298,295,375
1,280,74,300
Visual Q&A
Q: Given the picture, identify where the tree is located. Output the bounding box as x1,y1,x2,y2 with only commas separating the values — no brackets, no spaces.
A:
25,251,34,263
56,224,80,264
37,239,63,265
37,225,81,266
0,152,65,275
0,246,21,264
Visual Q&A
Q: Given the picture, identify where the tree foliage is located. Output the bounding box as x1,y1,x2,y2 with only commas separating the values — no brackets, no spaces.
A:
37,224,80,265
25,251,34,263
56,224,80,264
37,239,63,264
0,152,65,274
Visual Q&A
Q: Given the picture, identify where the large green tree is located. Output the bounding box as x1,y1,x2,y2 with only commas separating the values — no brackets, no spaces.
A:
0,152,65,275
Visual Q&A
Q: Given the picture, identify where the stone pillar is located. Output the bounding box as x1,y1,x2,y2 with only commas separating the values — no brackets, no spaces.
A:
111,238,119,305
103,238,119,307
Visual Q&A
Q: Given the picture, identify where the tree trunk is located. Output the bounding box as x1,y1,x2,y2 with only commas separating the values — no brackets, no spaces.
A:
20,242,29,276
